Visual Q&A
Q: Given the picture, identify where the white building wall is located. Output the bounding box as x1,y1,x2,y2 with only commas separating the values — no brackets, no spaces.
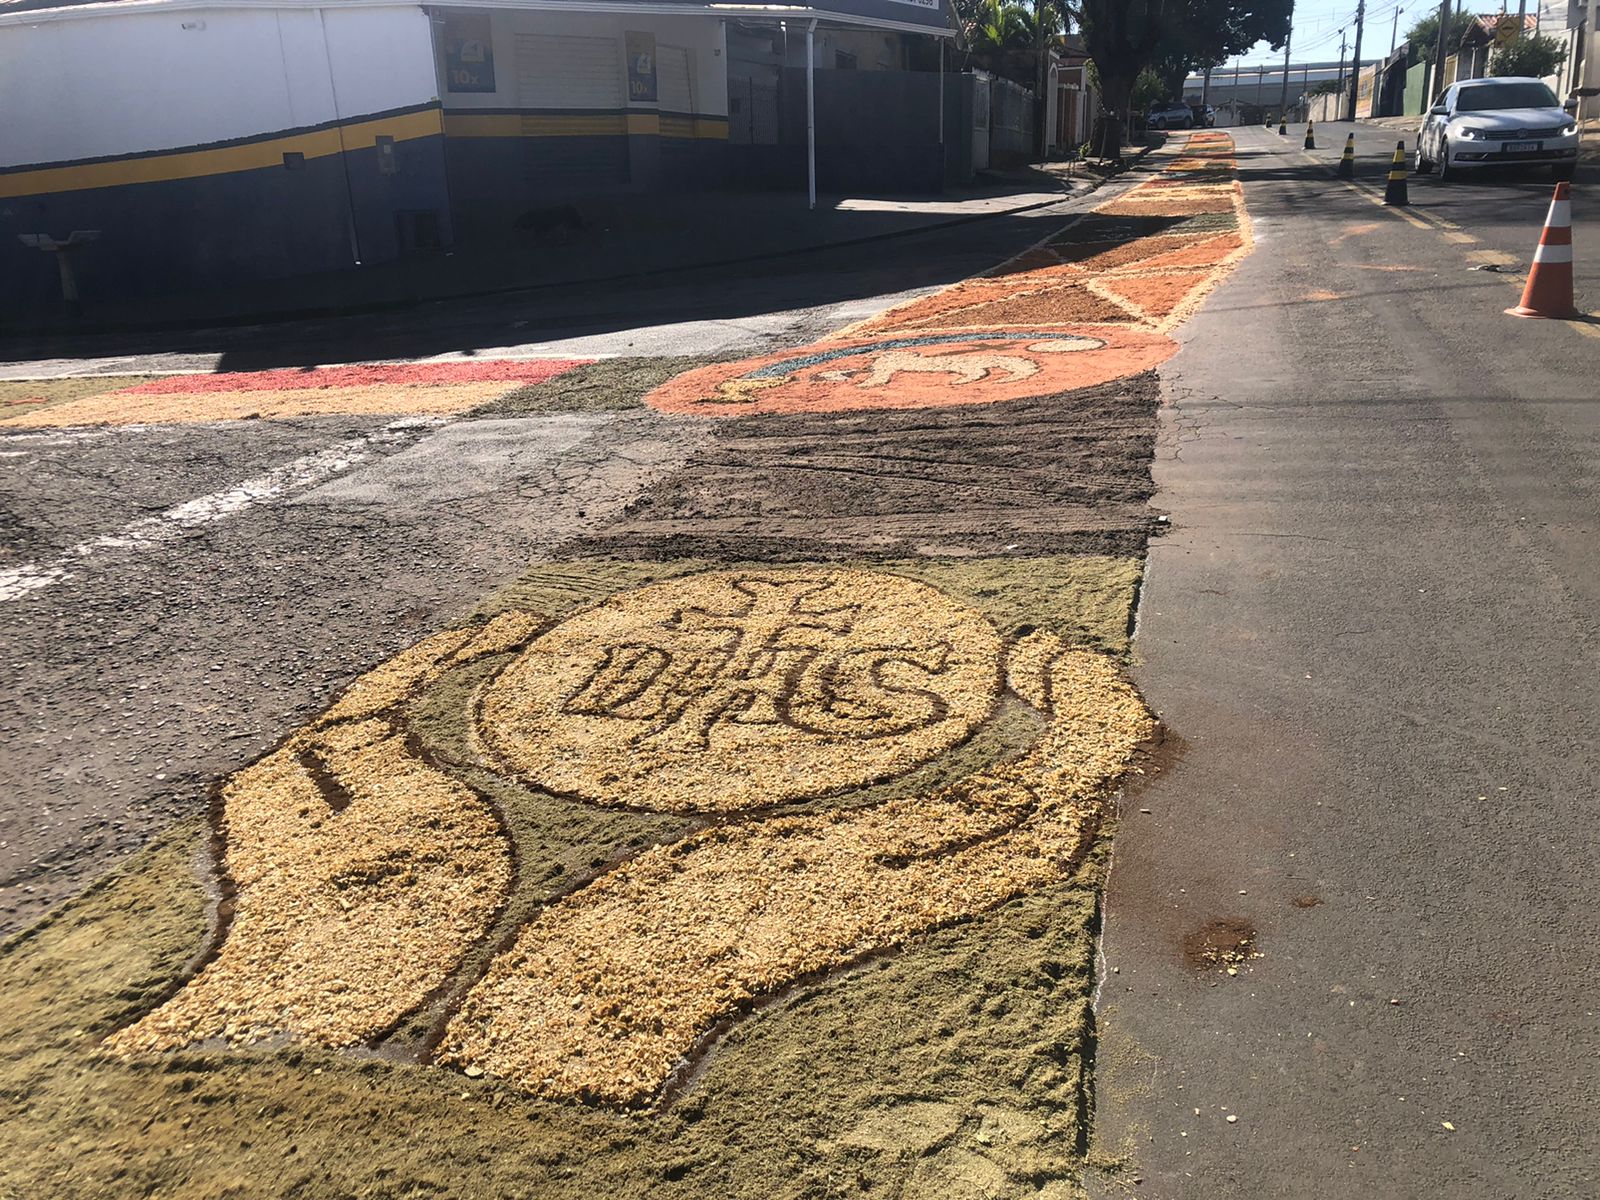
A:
0,5,438,169
435,9,727,117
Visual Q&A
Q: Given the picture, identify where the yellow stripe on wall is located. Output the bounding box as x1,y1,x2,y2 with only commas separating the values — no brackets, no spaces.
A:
442,111,728,141
0,107,444,201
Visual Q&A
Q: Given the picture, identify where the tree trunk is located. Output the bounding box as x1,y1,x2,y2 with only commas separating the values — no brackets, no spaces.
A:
1098,71,1135,163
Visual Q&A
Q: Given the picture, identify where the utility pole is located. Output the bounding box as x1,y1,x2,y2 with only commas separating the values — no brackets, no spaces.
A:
1337,29,1348,96
1347,0,1366,122
1391,5,1404,55
1279,8,1294,119
1256,64,1265,111
1202,65,1212,107
1432,0,1453,100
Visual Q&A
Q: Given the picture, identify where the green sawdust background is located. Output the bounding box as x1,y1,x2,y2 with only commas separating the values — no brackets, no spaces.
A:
0,818,1106,1200
0,553,1139,1199
472,355,731,415
0,375,161,420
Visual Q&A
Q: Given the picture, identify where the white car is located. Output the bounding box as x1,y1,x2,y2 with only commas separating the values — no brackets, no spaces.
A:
1416,76,1579,181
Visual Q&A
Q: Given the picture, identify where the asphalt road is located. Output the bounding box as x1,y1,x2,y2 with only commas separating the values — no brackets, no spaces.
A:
1088,124,1599,1198
0,177,1131,935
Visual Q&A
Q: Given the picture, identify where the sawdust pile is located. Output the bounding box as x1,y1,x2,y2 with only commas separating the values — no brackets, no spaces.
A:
440,632,1153,1104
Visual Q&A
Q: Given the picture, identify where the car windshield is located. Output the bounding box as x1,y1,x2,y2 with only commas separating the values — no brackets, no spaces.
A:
1456,82,1558,111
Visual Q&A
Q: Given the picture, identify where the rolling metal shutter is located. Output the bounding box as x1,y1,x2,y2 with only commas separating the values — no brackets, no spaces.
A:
514,34,624,109
658,46,694,114
513,34,628,191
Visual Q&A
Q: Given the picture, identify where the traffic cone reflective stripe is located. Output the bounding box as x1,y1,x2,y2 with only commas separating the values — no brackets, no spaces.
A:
1304,121,1316,150
1384,141,1408,206
1508,182,1579,319
1336,133,1355,179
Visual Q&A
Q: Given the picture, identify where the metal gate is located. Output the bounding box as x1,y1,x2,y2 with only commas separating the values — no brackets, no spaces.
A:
972,73,991,170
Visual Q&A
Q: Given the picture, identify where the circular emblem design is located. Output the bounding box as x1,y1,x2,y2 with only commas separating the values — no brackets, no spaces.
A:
643,327,1178,417
476,569,1005,812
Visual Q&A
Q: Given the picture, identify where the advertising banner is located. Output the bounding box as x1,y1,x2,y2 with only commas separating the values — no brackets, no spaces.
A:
444,15,495,93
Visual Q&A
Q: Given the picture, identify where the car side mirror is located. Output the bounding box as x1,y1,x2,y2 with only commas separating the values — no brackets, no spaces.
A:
1564,97,1579,114
1429,104,1448,116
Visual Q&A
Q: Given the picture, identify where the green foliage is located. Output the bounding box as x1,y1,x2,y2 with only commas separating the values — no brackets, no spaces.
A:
961,0,1035,53
1131,67,1167,111
1489,33,1564,79
1403,10,1474,62
956,0,1063,54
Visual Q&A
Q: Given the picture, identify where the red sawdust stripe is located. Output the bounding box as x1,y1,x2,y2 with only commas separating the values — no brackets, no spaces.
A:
119,360,590,395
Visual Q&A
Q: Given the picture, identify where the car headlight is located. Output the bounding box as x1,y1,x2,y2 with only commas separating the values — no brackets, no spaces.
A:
1458,127,1485,140
1562,123,1577,136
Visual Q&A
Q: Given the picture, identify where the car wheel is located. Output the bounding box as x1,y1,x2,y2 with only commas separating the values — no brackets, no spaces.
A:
1436,141,1452,181
1415,141,1433,174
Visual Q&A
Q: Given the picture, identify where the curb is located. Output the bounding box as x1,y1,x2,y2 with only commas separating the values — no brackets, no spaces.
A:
1,158,1156,344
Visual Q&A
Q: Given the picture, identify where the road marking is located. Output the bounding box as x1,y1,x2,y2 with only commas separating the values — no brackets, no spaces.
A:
0,417,443,603
1265,133,1600,344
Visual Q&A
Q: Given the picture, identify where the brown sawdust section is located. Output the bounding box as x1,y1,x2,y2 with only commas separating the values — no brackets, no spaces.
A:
580,374,1164,562
439,634,1152,1105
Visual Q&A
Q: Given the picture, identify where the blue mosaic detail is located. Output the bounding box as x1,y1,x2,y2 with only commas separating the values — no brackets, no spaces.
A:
745,333,1095,379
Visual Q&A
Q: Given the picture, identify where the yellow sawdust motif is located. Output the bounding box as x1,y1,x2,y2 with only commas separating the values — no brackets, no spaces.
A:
108,572,1153,1108
481,571,1004,812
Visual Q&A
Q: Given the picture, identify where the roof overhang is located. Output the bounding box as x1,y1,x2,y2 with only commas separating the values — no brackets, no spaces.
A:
1,0,954,35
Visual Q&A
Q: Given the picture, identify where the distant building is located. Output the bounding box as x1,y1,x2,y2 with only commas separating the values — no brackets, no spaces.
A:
0,0,958,312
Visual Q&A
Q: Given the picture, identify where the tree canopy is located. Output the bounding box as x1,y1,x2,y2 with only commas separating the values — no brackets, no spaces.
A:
1488,33,1564,80
1071,0,1292,155
1402,10,1474,62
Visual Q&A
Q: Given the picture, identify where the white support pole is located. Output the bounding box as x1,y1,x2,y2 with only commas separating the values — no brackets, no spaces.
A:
939,38,945,146
806,19,818,210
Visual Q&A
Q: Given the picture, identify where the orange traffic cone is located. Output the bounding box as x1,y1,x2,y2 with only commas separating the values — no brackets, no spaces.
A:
1507,182,1578,320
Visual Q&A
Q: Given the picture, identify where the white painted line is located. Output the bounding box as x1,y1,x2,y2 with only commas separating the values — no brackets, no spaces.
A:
0,417,443,604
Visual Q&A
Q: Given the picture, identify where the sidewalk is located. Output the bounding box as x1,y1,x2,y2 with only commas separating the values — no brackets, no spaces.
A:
5,166,1110,337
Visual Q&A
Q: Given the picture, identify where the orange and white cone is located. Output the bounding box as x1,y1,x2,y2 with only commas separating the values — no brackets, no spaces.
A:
1508,182,1578,320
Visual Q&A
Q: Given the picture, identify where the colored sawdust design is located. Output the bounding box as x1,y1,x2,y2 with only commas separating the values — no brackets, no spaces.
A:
1093,271,1213,321
643,133,1251,417
644,330,1175,416
0,360,588,427
478,571,1003,813
105,564,1153,1115
572,375,1164,563
109,616,538,1055
2,813,1109,1198
440,631,1150,1105
0,375,163,419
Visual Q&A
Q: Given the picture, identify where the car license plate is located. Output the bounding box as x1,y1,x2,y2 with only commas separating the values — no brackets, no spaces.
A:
1505,141,1540,152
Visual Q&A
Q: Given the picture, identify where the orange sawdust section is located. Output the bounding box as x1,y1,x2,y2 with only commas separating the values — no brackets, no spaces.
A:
642,130,1251,415
439,630,1154,1105
851,134,1249,338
